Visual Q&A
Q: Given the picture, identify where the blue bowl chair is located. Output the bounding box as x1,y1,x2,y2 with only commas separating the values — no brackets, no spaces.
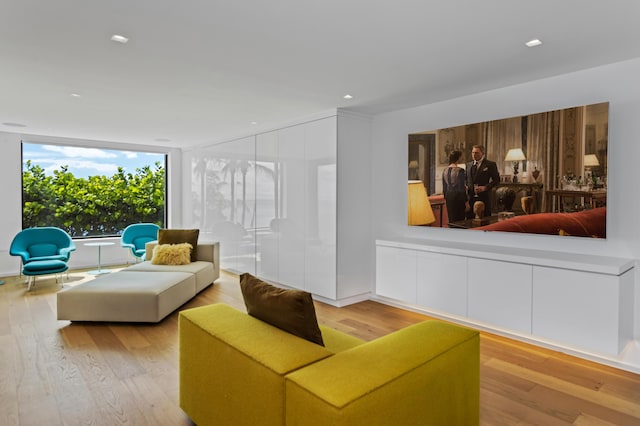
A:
121,223,160,261
9,227,76,291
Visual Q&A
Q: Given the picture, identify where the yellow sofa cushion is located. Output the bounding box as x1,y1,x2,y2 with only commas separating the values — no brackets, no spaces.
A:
285,320,480,425
150,243,192,265
319,325,365,353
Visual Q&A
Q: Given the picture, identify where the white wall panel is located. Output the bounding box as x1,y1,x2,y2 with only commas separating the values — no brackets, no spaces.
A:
336,113,373,300
305,118,337,298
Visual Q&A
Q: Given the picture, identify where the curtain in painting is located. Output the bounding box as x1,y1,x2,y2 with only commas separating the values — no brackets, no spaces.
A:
485,117,522,175
527,110,561,210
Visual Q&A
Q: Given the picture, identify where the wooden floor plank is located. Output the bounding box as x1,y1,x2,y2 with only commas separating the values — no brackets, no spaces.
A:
527,383,640,426
69,346,148,425
0,334,19,425
485,358,640,419
481,333,551,367
47,354,101,426
84,325,147,380
109,325,153,351
481,364,539,395
480,388,571,426
122,373,191,425
573,412,624,426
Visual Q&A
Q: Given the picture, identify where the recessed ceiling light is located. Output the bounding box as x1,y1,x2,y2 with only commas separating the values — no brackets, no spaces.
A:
525,39,542,48
111,34,129,44
250,121,258,125
70,93,81,98
343,94,353,100
2,122,27,128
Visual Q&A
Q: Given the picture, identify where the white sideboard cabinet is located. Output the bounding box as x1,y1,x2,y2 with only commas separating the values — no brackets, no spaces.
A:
375,239,635,358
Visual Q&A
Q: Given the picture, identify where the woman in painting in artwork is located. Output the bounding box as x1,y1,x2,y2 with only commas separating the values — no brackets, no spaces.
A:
442,150,470,222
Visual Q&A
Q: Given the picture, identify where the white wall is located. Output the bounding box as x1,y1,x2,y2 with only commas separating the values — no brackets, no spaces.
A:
370,56,640,338
336,112,374,300
0,132,181,276
0,133,25,275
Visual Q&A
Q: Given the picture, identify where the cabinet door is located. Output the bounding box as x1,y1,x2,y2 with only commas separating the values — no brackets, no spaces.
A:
467,258,532,333
532,266,633,355
202,137,256,274
416,251,467,316
376,246,417,303
304,118,337,299
255,131,279,283
276,125,306,290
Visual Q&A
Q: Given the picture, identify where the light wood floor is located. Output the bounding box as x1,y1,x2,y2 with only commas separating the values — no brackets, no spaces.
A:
1,269,639,425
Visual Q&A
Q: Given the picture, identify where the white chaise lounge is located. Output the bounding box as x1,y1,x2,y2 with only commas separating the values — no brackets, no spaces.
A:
57,242,220,323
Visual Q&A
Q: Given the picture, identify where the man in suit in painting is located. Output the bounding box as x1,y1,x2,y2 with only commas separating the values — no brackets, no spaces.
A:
467,145,500,218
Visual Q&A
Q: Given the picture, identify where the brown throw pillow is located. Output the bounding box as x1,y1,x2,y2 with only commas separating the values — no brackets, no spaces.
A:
158,229,199,262
151,243,192,265
239,273,324,346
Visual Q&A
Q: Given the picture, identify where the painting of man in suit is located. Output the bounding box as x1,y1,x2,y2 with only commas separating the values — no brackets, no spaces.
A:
467,145,500,218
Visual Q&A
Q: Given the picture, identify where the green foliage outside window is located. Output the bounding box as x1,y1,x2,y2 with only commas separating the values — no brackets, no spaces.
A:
22,160,165,237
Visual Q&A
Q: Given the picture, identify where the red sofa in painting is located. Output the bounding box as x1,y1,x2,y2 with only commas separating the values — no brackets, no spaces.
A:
473,207,606,238
428,194,449,228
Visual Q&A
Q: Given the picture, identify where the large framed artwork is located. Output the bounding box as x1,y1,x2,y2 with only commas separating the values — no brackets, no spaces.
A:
408,102,609,238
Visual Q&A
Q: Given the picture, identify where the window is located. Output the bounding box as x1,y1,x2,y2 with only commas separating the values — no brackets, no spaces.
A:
21,142,166,238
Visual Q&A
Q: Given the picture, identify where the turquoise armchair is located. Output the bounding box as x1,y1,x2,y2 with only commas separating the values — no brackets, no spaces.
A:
121,223,160,260
9,227,76,290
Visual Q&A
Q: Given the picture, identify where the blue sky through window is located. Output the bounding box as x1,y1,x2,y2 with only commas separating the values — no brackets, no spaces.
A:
22,142,165,178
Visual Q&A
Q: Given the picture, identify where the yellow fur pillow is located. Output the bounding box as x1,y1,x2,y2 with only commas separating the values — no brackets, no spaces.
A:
151,243,192,265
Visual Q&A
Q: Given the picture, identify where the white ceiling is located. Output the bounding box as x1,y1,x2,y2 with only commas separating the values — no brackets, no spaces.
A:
2,0,640,149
